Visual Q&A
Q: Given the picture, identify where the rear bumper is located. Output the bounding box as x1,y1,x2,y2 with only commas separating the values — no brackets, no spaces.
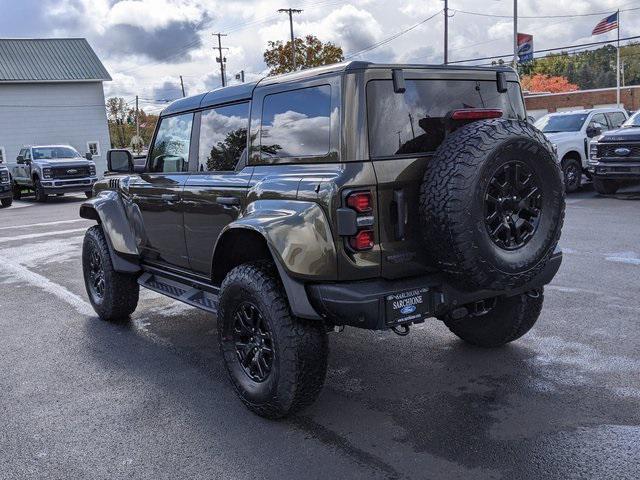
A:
589,161,640,180
307,250,563,330
41,177,97,194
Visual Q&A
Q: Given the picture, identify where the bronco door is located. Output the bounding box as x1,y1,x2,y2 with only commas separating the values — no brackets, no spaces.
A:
128,112,194,268
182,102,252,276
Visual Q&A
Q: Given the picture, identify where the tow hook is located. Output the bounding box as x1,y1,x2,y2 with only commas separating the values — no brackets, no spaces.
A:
391,324,411,336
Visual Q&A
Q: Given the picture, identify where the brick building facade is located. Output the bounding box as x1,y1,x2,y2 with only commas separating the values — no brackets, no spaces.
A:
524,85,640,120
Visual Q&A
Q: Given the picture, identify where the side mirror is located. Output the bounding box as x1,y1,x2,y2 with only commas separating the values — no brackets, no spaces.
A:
85,152,93,161
586,125,602,138
16,155,24,164
107,149,134,173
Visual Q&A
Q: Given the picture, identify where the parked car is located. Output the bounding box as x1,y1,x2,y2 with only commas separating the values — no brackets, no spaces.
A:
589,110,640,194
79,62,565,418
0,163,12,208
535,108,628,192
10,145,98,202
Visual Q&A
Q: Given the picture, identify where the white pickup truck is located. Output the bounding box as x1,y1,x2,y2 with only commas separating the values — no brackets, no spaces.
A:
535,108,629,192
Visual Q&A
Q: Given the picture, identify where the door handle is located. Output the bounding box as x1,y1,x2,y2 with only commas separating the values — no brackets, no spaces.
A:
161,194,179,201
216,196,240,206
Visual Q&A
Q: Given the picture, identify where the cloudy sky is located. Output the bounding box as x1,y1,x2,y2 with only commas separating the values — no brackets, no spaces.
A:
2,0,639,113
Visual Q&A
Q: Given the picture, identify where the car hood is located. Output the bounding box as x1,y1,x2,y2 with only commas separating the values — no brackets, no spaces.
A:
543,131,582,143
37,159,92,167
599,127,640,142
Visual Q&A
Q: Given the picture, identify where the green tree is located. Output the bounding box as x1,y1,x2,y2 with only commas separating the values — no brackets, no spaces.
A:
263,34,344,75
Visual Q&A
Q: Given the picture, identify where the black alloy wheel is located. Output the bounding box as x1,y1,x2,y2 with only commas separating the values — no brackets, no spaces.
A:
87,247,105,300
562,159,582,193
232,301,274,383
484,161,543,251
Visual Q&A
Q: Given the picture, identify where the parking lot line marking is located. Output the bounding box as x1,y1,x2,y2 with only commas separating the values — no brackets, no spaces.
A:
0,228,87,244
0,258,94,316
0,218,88,231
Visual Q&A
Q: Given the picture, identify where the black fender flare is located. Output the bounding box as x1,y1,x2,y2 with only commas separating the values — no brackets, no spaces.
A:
80,190,141,273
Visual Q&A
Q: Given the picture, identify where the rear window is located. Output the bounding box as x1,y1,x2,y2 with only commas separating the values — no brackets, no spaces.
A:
367,79,525,158
260,85,331,159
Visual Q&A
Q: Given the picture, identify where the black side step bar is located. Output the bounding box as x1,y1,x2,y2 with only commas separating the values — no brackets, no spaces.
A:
138,271,219,314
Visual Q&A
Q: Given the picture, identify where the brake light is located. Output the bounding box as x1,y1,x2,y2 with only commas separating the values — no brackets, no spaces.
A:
346,191,372,213
450,109,503,121
349,229,374,251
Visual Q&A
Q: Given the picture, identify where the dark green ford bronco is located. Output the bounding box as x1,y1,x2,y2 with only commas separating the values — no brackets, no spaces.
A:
80,62,565,418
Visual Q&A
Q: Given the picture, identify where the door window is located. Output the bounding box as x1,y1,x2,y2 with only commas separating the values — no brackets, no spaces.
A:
198,103,250,172
260,85,332,159
606,111,626,129
149,113,193,173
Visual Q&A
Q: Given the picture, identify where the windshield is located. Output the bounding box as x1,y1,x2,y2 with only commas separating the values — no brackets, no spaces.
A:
367,79,525,158
32,147,81,160
535,113,588,133
622,111,640,128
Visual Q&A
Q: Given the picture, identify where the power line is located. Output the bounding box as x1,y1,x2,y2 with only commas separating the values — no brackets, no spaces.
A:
452,5,640,19
345,10,442,60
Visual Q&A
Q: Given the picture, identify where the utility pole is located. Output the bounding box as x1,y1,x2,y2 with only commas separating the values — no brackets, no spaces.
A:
443,0,448,64
235,70,245,83
278,8,303,71
179,75,186,97
513,0,518,68
213,33,228,87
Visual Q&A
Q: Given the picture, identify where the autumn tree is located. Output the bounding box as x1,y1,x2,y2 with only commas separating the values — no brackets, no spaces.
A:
106,97,158,150
264,34,344,75
520,74,579,93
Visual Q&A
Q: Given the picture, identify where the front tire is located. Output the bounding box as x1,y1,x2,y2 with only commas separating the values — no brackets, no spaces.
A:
217,261,328,418
561,157,582,193
0,197,12,208
12,183,22,200
443,289,544,347
82,225,139,321
594,178,619,195
34,177,48,203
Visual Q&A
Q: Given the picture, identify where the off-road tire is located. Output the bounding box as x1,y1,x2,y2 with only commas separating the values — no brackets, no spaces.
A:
444,289,544,347
593,178,619,195
82,225,139,322
33,177,48,203
561,157,582,193
420,119,565,291
0,197,12,208
217,261,328,419
12,183,21,200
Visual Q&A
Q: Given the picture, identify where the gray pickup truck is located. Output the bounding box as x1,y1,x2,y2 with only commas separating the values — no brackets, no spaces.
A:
11,145,98,202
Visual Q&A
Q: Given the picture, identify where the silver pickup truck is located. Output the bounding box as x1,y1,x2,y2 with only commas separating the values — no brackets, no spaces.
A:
10,145,98,202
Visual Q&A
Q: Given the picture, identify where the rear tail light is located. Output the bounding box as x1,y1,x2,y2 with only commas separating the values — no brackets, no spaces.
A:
450,109,503,121
346,191,372,213
349,229,374,251
345,191,375,251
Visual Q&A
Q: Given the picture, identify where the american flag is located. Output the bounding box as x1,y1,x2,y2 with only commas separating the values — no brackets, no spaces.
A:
592,12,619,35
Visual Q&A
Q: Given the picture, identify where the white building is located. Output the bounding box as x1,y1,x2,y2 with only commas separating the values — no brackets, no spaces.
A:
0,38,111,174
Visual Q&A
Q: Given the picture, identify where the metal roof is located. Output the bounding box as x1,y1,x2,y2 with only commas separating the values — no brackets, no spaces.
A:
0,38,111,82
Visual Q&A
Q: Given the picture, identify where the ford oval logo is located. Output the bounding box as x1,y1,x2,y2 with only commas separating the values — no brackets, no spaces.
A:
67,169,78,174
400,305,417,315
615,148,631,156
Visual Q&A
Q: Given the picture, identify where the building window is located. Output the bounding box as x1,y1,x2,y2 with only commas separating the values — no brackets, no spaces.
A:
87,141,100,157
0,146,5,164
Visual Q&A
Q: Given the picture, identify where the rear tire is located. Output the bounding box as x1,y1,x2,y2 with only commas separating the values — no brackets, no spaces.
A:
443,289,544,347
561,157,582,193
34,177,48,203
82,225,139,321
0,197,12,208
594,178,619,195
217,261,328,419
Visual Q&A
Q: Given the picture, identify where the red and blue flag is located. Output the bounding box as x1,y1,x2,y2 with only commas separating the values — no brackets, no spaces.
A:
592,12,619,35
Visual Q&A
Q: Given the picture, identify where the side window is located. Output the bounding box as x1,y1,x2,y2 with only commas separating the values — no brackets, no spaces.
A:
607,112,626,129
260,85,331,158
198,103,250,172
149,113,193,173
590,113,607,129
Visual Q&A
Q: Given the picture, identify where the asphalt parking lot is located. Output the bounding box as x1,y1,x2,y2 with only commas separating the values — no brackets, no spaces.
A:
1,185,639,480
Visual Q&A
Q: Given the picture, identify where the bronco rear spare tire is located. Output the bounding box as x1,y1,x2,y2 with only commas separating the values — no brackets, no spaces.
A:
420,119,565,291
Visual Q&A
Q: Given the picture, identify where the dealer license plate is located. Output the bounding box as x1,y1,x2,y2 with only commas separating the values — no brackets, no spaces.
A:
385,288,430,325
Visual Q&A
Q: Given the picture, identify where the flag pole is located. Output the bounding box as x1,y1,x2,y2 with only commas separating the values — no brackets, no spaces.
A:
616,9,621,108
